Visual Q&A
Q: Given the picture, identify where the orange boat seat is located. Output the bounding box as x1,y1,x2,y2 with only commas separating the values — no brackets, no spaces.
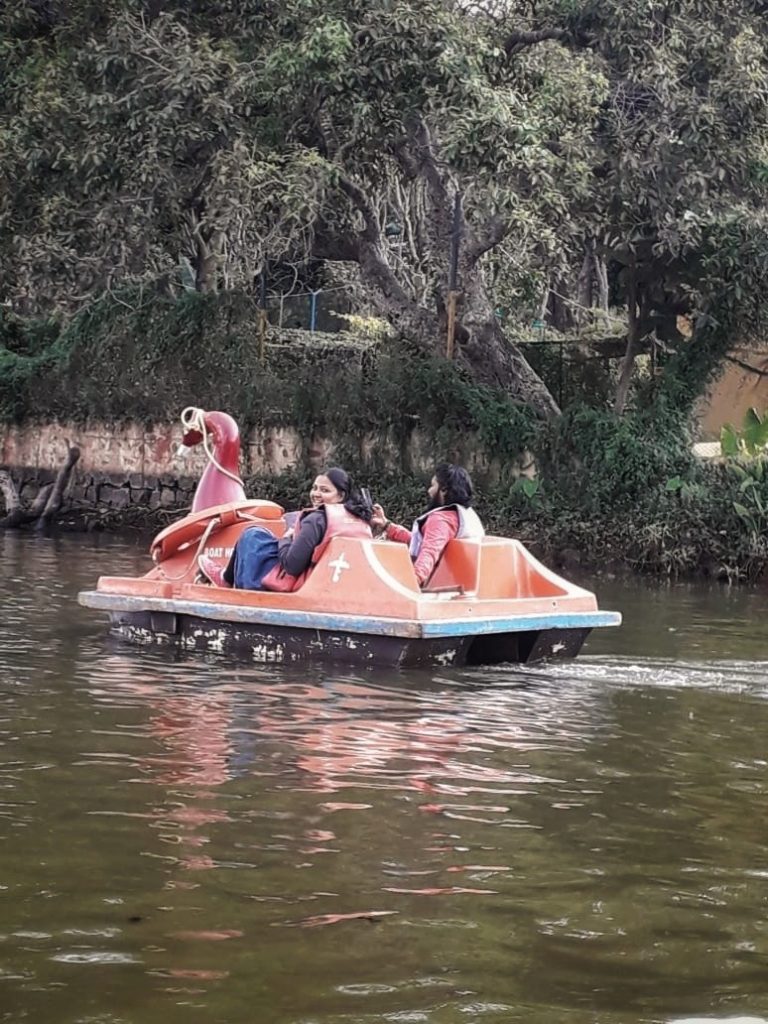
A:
424,538,482,594
424,537,576,600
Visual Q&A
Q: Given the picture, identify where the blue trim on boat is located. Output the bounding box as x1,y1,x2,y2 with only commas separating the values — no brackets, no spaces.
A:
418,611,621,637
78,590,621,639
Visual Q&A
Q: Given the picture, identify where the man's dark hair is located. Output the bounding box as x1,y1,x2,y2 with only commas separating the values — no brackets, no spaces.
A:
435,463,474,507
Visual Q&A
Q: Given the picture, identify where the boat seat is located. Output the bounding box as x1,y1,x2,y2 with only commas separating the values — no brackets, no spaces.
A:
423,538,482,594
423,537,570,599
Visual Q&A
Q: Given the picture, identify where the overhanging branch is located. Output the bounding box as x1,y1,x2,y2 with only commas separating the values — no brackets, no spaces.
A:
725,354,768,379
503,27,593,57
504,28,569,55
465,214,511,265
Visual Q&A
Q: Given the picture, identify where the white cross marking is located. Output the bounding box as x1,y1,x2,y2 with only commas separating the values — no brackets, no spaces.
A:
329,553,350,583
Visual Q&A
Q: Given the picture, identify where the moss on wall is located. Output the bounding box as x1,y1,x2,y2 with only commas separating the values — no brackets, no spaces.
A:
0,290,539,476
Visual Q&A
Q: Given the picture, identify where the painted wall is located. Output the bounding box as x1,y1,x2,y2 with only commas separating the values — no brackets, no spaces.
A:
0,420,311,478
695,346,768,439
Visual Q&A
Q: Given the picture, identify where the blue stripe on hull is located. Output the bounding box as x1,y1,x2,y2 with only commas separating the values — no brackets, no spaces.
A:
79,591,621,640
419,611,621,637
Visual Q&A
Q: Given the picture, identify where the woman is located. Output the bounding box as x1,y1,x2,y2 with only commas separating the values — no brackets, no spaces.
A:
199,467,372,591
371,463,484,588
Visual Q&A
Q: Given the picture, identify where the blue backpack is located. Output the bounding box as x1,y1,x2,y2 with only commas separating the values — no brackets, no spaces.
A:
232,527,280,591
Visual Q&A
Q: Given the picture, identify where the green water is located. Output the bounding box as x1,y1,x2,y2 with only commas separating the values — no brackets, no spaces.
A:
3,530,768,1024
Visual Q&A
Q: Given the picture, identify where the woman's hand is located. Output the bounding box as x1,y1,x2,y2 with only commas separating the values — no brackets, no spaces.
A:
370,503,388,530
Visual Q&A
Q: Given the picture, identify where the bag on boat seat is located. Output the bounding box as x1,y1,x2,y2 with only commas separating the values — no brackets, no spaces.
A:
232,527,280,591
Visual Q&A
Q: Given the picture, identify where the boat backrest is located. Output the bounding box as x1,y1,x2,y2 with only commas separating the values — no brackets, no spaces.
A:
424,538,482,593
266,536,421,615
425,537,579,599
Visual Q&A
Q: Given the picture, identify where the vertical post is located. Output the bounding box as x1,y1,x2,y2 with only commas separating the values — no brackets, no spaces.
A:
309,290,320,333
446,192,462,360
258,265,268,364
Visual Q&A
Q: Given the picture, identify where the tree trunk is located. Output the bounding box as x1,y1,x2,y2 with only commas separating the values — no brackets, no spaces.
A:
35,445,80,529
458,272,561,417
356,238,561,418
576,240,593,329
0,445,80,529
546,276,576,332
0,472,54,528
595,253,609,314
614,265,646,415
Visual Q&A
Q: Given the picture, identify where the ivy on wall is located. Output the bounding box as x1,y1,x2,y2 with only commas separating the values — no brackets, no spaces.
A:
0,290,540,473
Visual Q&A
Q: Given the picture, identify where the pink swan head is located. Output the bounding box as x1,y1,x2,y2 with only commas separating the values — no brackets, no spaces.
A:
180,409,246,512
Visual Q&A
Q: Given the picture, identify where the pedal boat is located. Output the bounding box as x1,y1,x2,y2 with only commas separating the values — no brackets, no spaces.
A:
79,498,621,667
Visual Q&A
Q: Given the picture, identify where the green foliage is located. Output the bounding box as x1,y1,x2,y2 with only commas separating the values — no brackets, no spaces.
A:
721,407,768,459
714,407,768,549
533,404,696,513
0,291,539,470
3,0,768,415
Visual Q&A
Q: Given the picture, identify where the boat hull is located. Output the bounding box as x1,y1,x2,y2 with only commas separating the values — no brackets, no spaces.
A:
79,590,617,667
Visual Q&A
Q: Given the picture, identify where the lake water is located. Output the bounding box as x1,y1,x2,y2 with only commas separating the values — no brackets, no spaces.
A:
2,530,768,1024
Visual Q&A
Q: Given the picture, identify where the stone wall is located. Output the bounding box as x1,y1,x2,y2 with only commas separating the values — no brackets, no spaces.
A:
0,417,517,515
0,419,312,512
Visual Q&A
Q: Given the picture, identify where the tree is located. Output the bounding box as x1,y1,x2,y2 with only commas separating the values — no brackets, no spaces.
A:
2,0,768,419
1,0,609,416
536,0,768,413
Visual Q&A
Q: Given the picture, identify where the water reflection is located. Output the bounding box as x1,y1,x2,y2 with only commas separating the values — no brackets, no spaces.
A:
3,532,768,1024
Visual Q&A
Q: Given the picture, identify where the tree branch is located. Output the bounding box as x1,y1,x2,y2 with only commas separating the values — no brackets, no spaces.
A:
504,27,569,55
335,171,415,308
411,118,450,211
725,354,768,379
465,214,511,265
336,174,381,244
392,136,420,181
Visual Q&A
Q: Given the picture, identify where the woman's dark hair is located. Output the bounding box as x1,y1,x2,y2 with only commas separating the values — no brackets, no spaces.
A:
325,466,350,499
435,462,474,507
324,466,373,522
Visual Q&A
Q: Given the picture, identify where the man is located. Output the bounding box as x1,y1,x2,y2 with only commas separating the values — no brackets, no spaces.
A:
371,463,484,587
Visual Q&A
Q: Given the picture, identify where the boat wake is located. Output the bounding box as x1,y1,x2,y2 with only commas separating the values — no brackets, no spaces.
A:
512,654,768,694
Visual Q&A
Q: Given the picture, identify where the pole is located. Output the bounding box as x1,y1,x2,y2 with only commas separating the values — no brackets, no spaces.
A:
446,192,462,360
258,265,268,364
446,292,458,361
309,290,319,333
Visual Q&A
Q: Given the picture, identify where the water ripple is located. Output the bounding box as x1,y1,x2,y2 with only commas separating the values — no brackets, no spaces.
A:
3,534,768,1024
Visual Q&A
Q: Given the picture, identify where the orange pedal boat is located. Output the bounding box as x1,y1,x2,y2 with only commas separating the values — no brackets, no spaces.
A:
78,408,621,667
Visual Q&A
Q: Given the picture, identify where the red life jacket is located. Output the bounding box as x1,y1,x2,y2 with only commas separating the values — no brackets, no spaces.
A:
261,503,372,592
